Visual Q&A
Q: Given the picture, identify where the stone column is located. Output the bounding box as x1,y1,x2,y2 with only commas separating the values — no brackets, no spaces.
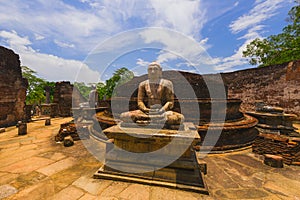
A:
44,86,51,104
18,122,27,135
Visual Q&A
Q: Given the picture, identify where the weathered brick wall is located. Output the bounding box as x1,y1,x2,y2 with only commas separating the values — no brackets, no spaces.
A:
253,133,300,165
221,60,300,117
0,46,28,127
115,71,227,99
53,81,86,117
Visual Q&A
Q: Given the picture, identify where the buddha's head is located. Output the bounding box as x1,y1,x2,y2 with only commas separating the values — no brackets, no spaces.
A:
148,62,162,82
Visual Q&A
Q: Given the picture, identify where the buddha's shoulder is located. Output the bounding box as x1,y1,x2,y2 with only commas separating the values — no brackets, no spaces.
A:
161,79,173,86
139,80,149,86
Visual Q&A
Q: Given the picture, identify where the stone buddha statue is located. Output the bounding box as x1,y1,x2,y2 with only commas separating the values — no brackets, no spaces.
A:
120,62,184,129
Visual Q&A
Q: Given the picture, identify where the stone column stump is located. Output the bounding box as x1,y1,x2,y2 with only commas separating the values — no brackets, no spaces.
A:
18,122,27,135
45,118,51,126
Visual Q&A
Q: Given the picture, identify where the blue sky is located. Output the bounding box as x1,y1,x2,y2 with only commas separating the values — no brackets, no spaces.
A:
0,0,296,83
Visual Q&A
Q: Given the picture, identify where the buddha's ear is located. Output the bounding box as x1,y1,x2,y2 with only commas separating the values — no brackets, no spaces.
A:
159,67,163,78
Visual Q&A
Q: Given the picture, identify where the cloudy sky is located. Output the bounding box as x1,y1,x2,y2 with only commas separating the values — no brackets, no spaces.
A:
0,0,296,83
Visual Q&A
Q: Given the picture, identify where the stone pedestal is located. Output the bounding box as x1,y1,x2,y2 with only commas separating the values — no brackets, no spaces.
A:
94,122,208,194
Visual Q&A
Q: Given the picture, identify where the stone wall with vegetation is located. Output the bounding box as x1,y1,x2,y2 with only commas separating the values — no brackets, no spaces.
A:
221,60,300,117
0,46,28,127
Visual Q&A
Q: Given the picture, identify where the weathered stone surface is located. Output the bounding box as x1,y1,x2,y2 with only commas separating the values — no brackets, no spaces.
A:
223,60,300,116
72,176,111,195
0,156,54,173
78,193,97,200
0,46,28,127
11,171,46,190
53,81,86,117
0,184,18,199
264,154,284,168
49,185,84,200
0,118,300,199
119,184,150,200
214,188,269,199
37,157,77,176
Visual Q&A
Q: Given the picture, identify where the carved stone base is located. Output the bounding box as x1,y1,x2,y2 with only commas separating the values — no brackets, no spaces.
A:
93,123,208,194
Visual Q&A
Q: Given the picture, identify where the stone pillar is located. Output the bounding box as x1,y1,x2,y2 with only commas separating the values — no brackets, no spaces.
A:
44,86,51,104
18,122,27,135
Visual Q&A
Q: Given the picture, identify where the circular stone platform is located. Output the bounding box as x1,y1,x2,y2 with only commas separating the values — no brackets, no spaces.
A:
93,98,258,152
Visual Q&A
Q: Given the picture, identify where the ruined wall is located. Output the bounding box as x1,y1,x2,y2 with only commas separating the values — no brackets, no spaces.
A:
253,133,300,165
222,60,300,117
116,71,227,99
53,81,86,117
0,46,28,127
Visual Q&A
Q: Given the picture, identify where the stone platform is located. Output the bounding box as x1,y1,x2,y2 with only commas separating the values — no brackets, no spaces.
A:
94,123,208,194
1,118,300,199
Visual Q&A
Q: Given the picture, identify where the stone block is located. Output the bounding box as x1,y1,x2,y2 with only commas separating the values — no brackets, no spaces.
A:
45,118,51,126
63,136,74,147
291,137,300,143
264,154,283,168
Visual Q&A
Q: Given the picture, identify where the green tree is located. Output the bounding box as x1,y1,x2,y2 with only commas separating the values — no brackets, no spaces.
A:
44,81,56,102
104,67,134,98
96,82,106,100
243,1,300,67
21,66,46,105
73,82,92,99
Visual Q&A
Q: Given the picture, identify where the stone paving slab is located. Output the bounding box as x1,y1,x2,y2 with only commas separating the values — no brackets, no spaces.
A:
0,156,54,174
0,118,299,199
37,157,77,176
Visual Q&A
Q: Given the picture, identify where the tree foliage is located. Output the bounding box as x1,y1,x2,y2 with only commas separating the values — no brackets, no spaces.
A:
73,82,92,99
22,66,56,105
23,65,134,104
22,66,45,105
104,67,134,98
243,1,300,67
74,67,134,100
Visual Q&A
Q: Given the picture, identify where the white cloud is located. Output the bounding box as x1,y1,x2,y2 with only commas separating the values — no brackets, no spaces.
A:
139,29,211,72
34,33,45,40
229,0,286,34
0,30,100,83
148,0,206,37
136,58,150,68
54,39,75,48
0,0,123,54
213,0,290,71
0,0,210,74
0,30,31,51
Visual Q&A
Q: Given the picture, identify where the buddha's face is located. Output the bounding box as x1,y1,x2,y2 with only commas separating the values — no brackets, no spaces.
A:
148,64,162,81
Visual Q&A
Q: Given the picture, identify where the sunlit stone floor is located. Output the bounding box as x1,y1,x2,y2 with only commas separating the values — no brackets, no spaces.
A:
0,118,300,199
